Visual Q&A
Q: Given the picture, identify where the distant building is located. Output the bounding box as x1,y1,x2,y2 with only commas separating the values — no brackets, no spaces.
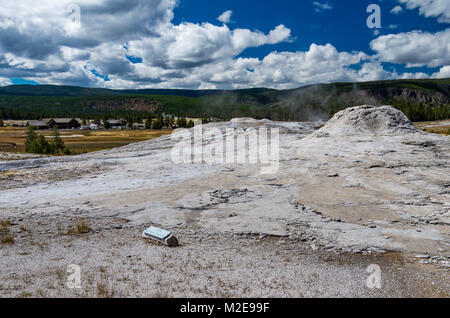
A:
27,120,49,130
89,123,99,130
47,118,81,129
106,119,125,128
133,123,145,130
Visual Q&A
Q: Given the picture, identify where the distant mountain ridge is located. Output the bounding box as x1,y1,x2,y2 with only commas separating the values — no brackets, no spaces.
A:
0,78,448,122
0,84,276,98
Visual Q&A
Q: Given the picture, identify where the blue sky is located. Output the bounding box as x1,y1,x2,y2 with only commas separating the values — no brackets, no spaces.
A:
174,0,444,51
1,0,449,89
173,0,446,73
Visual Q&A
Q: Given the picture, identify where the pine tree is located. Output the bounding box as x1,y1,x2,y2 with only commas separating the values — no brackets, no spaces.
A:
145,114,153,129
51,126,65,155
25,128,53,155
38,135,53,154
25,127,37,152
126,117,134,129
152,116,164,130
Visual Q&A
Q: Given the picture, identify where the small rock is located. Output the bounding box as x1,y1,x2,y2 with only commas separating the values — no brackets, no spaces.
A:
327,173,339,178
415,254,430,259
440,261,450,268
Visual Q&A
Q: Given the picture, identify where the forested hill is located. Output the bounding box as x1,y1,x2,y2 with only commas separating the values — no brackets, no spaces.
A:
0,85,276,98
0,78,448,122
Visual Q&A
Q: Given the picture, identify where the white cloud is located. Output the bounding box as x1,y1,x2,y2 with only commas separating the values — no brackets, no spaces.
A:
397,71,429,79
0,0,177,56
0,0,293,88
313,2,333,12
0,77,11,86
231,25,292,52
397,0,450,23
432,65,450,78
127,23,292,70
390,5,404,14
0,0,445,90
217,10,233,24
357,62,396,81
370,29,450,68
159,44,372,89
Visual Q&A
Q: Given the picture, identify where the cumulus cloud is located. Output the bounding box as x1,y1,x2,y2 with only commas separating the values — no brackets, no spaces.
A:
146,44,373,90
0,0,176,57
432,65,450,78
390,5,404,14
0,0,446,89
397,71,429,79
370,29,450,68
0,77,11,86
126,23,291,70
0,0,298,88
0,0,178,87
397,0,450,23
217,10,233,24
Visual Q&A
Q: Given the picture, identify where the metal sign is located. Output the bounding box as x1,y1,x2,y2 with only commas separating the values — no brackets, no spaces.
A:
142,226,179,247
143,227,171,240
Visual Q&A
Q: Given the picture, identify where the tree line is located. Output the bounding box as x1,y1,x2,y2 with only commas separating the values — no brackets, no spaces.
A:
0,93,448,122
25,126,72,155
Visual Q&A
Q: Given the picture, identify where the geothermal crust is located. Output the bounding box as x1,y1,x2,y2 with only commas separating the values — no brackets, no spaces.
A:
0,105,449,297
0,106,449,257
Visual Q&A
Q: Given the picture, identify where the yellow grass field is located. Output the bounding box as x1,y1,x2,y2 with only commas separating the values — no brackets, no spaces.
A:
0,127,173,154
1,119,448,155
414,119,450,135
